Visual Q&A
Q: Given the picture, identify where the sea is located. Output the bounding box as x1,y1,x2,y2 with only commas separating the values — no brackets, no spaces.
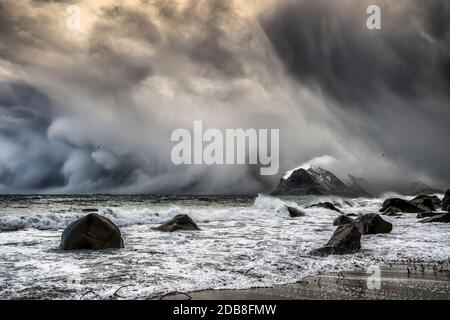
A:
0,193,449,299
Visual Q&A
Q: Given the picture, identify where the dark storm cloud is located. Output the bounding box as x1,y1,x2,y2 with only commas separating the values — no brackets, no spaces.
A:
0,0,449,194
262,0,450,189
262,0,449,107
0,0,270,194
92,0,244,81
0,82,65,190
180,1,244,78
0,82,52,133
421,0,450,41
0,81,161,193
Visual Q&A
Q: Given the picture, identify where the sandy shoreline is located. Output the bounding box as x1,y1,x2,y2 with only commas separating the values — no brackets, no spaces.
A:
157,261,450,300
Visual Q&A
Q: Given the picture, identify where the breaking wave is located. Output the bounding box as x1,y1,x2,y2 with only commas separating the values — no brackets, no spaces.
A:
0,195,302,231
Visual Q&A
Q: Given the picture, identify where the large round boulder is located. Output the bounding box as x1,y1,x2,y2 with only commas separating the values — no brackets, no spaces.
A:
380,198,426,213
354,213,393,234
309,223,361,256
60,213,124,250
155,214,200,232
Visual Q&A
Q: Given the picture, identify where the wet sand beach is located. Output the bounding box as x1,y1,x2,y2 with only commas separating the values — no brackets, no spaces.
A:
159,261,450,300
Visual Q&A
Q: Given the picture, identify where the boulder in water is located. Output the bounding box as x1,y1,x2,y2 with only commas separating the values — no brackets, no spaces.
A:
307,202,342,213
60,213,124,250
410,195,441,211
155,214,200,232
309,223,361,256
416,212,444,219
418,213,450,223
380,198,426,213
354,213,392,235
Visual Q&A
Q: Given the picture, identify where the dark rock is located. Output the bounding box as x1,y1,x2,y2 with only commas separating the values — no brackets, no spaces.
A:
60,213,124,250
155,214,200,232
381,206,401,214
82,208,99,213
307,202,342,213
410,195,441,211
353,213,393,235
416,212,444,219
380,198,426,213
442,189,450,212
333,215,354,226
271,166,358,197
418,213,450,223
309,223,361,256
381,206,402,216
271,168,318,196
346,213,358,217
284,206,305,217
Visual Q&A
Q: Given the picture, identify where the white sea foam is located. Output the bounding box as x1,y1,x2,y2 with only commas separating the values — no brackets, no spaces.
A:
0,194,448,299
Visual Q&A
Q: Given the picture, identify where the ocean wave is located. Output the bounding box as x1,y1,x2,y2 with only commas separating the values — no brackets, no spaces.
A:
254,194,297,210
0,208,162,231
0,198,283,231
0,194,387,231
0,212,85,232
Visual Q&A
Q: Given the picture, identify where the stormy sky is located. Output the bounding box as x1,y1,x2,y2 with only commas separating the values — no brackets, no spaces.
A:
0,0,448,194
